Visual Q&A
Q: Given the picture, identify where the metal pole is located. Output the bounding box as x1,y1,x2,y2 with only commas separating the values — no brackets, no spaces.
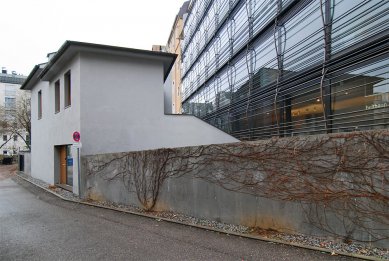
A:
77,147,81,197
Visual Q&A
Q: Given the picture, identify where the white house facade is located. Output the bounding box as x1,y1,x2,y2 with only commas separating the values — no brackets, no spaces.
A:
0,68,29,156
21,41,238,195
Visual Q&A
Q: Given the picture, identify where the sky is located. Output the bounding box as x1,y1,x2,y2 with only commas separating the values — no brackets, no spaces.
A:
1,0,185,76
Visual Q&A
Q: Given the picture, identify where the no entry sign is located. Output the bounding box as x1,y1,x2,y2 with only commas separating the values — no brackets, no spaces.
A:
73,131,81,142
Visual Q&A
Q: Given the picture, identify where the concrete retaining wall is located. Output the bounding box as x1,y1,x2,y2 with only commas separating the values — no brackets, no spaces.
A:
81,130,389,248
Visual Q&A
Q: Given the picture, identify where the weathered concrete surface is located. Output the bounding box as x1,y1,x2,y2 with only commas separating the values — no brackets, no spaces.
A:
0,166,355,261
83,131,389,248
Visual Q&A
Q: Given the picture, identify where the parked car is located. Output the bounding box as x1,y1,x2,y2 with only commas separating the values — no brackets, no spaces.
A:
2,156,13,165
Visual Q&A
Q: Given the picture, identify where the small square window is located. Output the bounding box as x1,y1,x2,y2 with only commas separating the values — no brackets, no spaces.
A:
3,135,7,141
3,150,7,155
13,135,17,141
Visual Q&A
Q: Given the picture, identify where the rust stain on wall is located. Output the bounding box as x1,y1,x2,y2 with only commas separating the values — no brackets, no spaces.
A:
240,215,297,234
87,189,106,202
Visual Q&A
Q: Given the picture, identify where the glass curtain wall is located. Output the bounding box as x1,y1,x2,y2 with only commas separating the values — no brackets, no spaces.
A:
182,0,389,140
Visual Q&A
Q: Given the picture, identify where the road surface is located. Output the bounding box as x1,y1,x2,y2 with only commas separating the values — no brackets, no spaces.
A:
0,165,356,261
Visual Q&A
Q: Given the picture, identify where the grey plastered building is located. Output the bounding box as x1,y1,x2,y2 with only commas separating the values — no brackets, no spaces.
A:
21,41,237,194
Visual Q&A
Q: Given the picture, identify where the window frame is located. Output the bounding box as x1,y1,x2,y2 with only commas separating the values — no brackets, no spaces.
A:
38,90,42,119
64,70,71,108
55,80,60,113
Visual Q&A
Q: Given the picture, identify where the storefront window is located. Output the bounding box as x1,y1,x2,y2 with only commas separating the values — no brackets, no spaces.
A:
331,56,389,132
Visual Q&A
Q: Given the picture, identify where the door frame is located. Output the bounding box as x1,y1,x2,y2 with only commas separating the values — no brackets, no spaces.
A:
55,145,73,192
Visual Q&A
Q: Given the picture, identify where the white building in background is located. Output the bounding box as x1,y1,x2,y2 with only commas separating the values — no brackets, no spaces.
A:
21,41,237,195
0,68,29,155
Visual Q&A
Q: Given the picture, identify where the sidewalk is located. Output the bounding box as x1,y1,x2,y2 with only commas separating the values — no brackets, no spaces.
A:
1,169,361,261
13,167,389,260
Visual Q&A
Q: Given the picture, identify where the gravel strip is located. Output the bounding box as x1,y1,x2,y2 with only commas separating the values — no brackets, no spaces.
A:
17,173,389,260
18,172,81,202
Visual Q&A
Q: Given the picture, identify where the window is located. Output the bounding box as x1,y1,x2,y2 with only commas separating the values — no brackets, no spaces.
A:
64,71,71,107
55,80,60,113
5,85,16,97
3,135,7,141
13,135,17,141
38,90,42,119
3,151,7,155
331,56,389,132
4,97,16,110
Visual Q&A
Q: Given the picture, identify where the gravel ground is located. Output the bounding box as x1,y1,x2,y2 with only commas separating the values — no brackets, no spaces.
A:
17,172,389,260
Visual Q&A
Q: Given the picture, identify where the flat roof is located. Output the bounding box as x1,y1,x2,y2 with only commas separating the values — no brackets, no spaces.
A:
40,41,177,82
0,73,26,85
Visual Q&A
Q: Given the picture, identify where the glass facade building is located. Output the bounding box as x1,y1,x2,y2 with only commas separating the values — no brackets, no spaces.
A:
181,0,389,140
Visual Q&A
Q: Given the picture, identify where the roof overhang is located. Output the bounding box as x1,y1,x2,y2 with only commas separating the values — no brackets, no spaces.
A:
20,64,45,90
40,41,177,82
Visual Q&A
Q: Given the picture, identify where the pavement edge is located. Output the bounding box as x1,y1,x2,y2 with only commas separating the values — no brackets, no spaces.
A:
15,173,383,261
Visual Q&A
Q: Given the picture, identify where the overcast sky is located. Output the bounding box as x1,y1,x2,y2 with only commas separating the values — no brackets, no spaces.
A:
1,0,185,76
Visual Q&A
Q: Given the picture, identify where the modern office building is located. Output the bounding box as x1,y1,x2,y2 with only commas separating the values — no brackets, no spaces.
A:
181,0,389,140
0,68,29,155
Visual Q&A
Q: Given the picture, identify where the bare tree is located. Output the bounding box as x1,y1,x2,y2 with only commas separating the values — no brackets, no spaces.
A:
0,92,31,151
14,93,31,149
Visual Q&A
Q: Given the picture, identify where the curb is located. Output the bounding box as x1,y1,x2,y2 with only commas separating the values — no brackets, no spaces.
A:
15,174,384,261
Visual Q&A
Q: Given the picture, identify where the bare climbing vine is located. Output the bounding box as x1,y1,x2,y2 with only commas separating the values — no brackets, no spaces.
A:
85,130,389,243
193,131,389,243
86,147,204,211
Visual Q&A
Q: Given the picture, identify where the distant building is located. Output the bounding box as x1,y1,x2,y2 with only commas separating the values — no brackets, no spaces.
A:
0,68,29,155
163,1,190,114
21,41,237,194
152,45,167,52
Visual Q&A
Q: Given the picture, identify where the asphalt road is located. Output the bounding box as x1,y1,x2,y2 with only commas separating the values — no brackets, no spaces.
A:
0,166,357,261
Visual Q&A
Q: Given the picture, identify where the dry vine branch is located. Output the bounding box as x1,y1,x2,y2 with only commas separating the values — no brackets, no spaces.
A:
86,146,205,211
85,130,389,242
191,131,389,242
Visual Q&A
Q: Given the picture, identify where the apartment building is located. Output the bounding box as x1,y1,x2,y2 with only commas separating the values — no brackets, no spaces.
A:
165,1,190,114
181,0,389,140
0,68,29,155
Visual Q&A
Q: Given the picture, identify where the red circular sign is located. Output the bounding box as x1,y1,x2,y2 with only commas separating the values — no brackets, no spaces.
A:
73,131,81,142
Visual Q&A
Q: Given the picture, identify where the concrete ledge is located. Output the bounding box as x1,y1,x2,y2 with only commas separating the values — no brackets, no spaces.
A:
14,174,382,261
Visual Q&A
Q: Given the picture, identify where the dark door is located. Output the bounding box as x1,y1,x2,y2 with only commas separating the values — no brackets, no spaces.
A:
19,155,24,171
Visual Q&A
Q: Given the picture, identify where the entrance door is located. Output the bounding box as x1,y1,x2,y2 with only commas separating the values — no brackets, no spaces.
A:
66,145,73,186
59,145,73,186
59,146,67,184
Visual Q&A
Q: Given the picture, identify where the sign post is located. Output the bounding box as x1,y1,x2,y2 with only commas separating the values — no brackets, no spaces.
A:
72,131,81,197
